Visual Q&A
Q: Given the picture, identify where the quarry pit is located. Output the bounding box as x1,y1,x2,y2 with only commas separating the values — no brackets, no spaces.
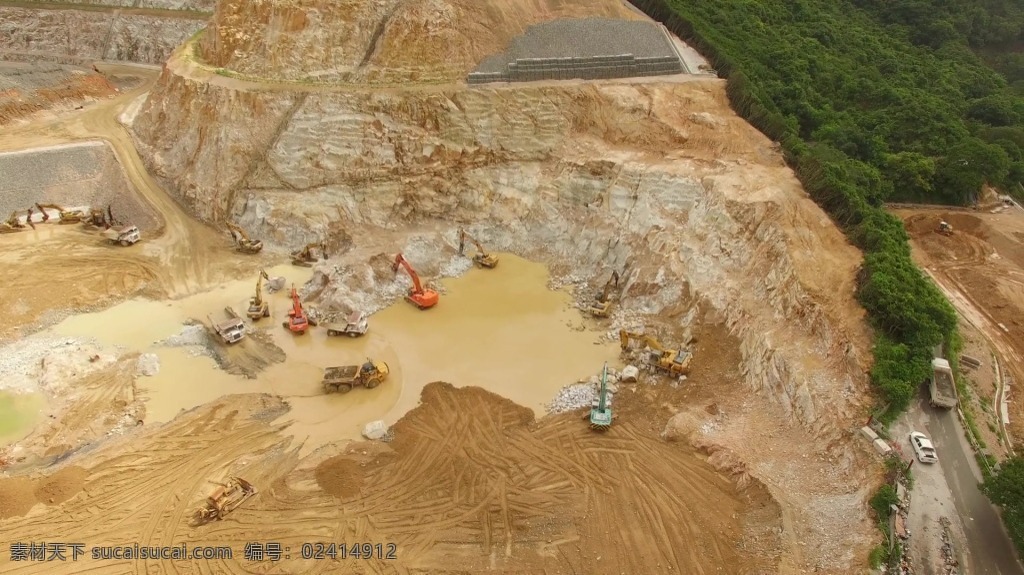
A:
0,1,883,574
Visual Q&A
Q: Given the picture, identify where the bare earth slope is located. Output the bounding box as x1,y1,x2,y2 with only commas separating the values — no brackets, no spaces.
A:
127,16,879,569
199,0,643,83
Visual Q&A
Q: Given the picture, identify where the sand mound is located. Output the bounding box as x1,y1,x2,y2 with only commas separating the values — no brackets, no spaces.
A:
314,456,363,499
33,465,88,505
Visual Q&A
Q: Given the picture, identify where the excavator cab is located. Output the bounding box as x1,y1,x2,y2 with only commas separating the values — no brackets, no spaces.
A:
937,221,953,237
458,228,498,269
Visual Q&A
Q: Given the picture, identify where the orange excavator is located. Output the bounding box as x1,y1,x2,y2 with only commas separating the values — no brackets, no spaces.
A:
392,253,439,310
282,284,311,334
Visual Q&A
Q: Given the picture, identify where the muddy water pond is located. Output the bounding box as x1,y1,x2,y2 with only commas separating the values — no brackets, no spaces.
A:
0,391,45,445
52,255,615,453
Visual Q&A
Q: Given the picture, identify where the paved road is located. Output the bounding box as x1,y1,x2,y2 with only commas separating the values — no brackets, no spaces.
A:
925,401,1024,575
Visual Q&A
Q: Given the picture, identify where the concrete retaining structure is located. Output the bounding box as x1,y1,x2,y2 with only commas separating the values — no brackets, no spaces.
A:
468,17,686,84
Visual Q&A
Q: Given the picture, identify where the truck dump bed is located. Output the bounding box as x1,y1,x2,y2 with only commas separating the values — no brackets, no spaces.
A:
323,365,359,382
929,358,958,408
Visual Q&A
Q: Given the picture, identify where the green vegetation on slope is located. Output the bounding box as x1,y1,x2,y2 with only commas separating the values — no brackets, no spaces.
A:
984,457,1024,552
628,0,970,420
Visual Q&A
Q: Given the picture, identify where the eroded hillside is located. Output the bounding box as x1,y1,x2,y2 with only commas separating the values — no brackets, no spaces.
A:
124,5,879,568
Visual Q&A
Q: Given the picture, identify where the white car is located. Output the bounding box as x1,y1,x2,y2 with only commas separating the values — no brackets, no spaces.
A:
909,431,938,464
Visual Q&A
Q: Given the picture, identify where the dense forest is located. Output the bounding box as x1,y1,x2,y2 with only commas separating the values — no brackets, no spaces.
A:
626,0,1024,558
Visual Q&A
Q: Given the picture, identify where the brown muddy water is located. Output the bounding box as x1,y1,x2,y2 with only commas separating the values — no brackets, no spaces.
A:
49,255,616,453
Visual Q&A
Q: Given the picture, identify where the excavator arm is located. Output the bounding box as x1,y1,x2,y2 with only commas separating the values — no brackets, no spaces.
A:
597,271,620,303
618,329,665,352
393,253,424,294
458,228,488,256
226,221,247,242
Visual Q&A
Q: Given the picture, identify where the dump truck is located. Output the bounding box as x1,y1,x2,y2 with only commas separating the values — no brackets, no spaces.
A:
103,225,140,246
325,312,369,337
322,359,389,393
929,358,958,409
209,307,246,344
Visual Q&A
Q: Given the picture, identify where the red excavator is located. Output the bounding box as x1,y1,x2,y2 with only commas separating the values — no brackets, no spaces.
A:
392,253,439,310
282,284,311,334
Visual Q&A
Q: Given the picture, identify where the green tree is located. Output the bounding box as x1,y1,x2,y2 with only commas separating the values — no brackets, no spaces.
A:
933,139,1011,202
884,151,936,199
983,457,1024,551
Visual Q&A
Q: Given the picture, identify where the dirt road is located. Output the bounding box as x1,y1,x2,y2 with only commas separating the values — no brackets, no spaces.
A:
0,63,249,341
929,401,1024,575
895,209,1024,440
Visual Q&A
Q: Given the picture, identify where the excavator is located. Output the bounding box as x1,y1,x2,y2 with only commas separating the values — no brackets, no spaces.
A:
393,253,439,309
82,205,115,229
282,284,312,334
35,203,86,224
458,228,498,268
192,477,257,525
937,221,953,237
247,269,271,321
587,271,620,318
619,329,692,376
0,210,28,233
588,362,614,431
291,242,327,267
226,221,263,254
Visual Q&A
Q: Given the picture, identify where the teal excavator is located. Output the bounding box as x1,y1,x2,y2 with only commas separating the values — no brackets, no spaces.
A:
589,362,613,431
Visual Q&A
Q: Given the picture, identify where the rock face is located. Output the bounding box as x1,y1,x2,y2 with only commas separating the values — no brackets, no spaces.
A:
198,0,643,83
132,46,872,440
0,7,206,65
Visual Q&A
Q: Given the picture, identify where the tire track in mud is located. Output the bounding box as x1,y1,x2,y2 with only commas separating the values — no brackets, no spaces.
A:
0,385,772,574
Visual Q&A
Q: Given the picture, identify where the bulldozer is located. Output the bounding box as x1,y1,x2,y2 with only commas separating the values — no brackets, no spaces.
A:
192,477,257,525
393,253,439,309
587,271,620,318
458,228,498,268
247,269,271,321
619,329,691,376
291,242,327,267
937,221,953,237
226,221,263,254
35,203,85,224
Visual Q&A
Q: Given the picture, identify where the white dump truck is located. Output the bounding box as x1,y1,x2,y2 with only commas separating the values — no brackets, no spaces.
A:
103,225,140,246
929,358,958,409
208,307,246,345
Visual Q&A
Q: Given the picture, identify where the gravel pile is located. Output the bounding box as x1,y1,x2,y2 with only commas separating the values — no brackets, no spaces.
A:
0,335,92,393
546,367,621,413
0,143,159,231
546,383,597,413
156,324,213,358
136,353,160,376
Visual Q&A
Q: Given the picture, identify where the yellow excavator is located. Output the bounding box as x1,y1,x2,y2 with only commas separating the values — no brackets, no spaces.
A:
0,210,29,233
458,228,498,268
292,242,327,267
82,205,112,229
619,329,692,376
587,271,620,318
937,221,953,237
35,203,85,224
247,269,271,320
226,221,263,254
